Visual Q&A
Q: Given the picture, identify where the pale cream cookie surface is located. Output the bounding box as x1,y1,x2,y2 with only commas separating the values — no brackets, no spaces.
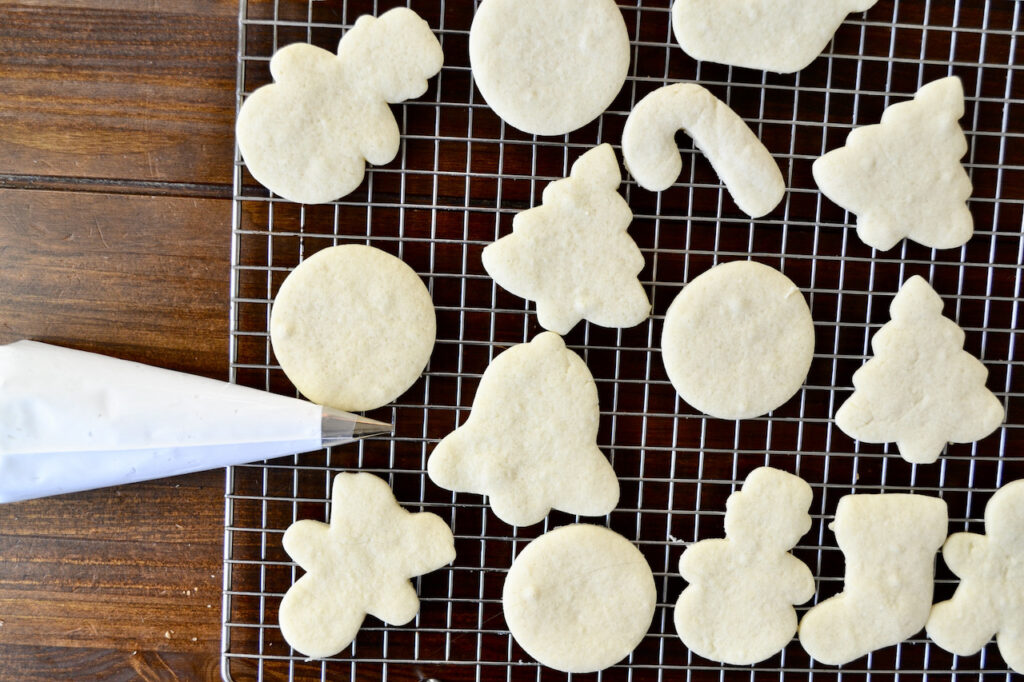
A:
270,244,436,412
236,8,443,204
927,479,1024,674
674,467,815,665
482,144,650,334
503,524,656,673
660,260,814,419
672,0,879,73
799,493,948,665
813,77,974,251
279,472,456,659
835,276,1003,464
621,83,785,218
427,332,618,527
469,0,630,136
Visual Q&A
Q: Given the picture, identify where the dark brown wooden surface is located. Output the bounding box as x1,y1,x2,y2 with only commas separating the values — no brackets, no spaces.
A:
0,0,237,678
2,0,1022,679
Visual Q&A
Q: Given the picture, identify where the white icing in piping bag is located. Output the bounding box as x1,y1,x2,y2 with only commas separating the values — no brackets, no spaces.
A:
0,340,393,503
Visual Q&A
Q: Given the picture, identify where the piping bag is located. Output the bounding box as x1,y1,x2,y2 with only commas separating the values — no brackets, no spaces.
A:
0,340,393,503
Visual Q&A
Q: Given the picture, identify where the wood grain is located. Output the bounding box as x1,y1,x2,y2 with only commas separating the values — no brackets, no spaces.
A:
0,0,237,192
0,188,230,680
0,0,236,678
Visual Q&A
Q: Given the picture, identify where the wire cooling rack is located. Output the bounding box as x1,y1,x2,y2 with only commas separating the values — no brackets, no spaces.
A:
223,1,1023,680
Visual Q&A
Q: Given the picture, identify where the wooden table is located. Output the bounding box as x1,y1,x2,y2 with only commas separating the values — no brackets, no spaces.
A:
1,1,237,678
3,1,1022,680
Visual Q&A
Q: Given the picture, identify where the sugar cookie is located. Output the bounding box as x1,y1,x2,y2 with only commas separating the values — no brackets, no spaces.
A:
503,524,656,673
270,244,436,412
813,77,974,251
835,276,1004,464
927,479,1024,673
469,0,630,136
482,144,650,334
660,261,814,419
672,0,879,73
236,8,443,204
799,493,948,666
674,467,814,665
621,83,785,218
427,332,618,527
279,472,456,659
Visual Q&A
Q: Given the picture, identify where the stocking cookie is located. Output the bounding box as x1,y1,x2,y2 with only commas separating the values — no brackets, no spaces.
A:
674,467,815,664
621,83,785,218
927,479,1024,673
482,144,650,334
834,276,1004,464
427,332,619,527
814,77,974,251
236,8,443,204
672,0,879,73
799,493,948,665
279,472,456,659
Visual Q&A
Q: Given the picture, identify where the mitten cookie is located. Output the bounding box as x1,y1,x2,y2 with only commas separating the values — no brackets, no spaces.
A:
672,0,879,73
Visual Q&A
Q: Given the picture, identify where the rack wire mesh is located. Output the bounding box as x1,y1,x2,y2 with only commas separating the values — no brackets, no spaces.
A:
222,1,1024,679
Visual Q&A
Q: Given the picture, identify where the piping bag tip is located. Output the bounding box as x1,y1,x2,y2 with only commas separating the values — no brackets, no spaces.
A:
321,406,394,447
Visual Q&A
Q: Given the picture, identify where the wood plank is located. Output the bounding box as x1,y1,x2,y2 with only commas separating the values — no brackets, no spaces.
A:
0,188,229,677
0,644,220,682
0,0,237,191
0,188,230,376
0,469,225,665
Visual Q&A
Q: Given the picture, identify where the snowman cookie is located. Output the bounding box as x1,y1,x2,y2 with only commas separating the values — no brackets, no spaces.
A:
674,467,815,664
236,8,443,204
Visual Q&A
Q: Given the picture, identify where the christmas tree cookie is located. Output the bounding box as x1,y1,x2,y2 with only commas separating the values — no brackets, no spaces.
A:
835,276,1004,464
278,472,456,659
427,332,619,527
814,77,974,251
481,144,650,335
674,467,815,665
927,479,1024,673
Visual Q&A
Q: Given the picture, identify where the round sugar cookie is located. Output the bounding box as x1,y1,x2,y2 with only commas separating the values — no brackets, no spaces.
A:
270,244,435,412
469,0,630,136
661,261,814,419
502,524,656,673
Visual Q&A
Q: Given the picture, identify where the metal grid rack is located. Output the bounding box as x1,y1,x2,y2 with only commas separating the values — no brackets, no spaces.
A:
223,1,1024,680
